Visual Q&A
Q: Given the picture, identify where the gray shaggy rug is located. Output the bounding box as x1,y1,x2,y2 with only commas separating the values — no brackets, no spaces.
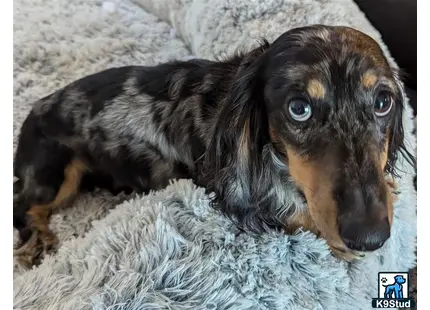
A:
13,0,417,309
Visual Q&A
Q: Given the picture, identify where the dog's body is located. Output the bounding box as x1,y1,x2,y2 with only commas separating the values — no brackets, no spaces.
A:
383,275,406,299
13,25,414,267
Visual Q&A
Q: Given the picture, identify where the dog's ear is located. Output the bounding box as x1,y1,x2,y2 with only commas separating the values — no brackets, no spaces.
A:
206,43,269,176
203,42,279,231
385,79,416,177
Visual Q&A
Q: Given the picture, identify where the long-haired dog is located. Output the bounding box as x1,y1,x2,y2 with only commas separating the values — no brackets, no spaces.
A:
13,25,415,267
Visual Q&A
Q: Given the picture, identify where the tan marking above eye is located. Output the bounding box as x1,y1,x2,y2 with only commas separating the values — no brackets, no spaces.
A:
361,71,378,88
307,79,326,99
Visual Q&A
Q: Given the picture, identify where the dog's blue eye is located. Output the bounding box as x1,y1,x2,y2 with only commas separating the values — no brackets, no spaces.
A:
374,92,393,117
288,99,312,122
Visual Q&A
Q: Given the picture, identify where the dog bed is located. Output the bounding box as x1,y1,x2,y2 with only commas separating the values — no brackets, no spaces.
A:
13,0,417,309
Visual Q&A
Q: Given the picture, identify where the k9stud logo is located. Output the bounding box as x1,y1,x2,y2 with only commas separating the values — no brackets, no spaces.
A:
371,272,415,308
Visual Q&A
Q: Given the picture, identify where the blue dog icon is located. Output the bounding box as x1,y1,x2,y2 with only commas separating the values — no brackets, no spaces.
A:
383,275,406,299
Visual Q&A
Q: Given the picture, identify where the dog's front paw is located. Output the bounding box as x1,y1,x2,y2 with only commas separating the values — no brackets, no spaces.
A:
14,230,42,268
329,245,365,262
13,229,59,269
41,231,59,255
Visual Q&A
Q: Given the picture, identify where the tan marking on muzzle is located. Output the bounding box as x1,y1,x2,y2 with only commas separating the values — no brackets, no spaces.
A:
285,146,348,252
285,209,317,234
385,177,395,227
380,135,390,172
386,176,399,219
379,135,394,226
307,79,326,99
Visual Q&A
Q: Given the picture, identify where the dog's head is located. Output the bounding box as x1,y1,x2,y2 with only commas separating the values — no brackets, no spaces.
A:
394,275,406,284
212,25,414,258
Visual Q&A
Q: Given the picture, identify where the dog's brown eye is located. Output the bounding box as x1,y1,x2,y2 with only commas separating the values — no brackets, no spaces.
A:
288,99,312,122
374,92,393,117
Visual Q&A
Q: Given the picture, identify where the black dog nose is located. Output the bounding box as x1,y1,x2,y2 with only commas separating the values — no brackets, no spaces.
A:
339,218,390,251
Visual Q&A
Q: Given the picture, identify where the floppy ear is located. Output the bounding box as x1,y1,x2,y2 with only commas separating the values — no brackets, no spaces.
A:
205,44,270,178
203,43,279,231
385,80,416,177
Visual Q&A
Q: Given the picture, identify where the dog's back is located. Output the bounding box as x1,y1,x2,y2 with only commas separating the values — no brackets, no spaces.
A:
13,58,232,262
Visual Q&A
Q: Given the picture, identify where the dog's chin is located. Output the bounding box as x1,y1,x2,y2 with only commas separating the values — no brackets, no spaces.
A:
329,245,366,262
287,188,367,262
292,191,366,262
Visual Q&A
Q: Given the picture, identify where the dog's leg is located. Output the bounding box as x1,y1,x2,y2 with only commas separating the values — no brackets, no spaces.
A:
13,230,42,269
31,158,86,252
14,158,87,267
398,287,403,299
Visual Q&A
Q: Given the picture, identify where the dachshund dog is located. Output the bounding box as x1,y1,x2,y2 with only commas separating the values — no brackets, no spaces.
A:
13,25,414,267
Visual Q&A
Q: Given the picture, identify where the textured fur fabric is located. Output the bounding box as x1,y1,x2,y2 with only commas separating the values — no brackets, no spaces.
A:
14,178,417,310
13,0,417,309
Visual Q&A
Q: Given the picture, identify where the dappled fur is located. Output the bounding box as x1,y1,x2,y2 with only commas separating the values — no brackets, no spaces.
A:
13,25,415,266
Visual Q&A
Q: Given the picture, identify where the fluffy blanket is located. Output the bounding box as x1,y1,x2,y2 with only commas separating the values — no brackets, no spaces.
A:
13,0,417,309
